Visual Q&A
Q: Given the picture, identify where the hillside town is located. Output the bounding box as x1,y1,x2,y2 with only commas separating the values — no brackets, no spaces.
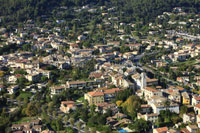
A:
0,3,200,133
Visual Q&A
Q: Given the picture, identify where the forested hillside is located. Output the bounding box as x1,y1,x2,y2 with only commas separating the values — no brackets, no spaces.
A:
0,0,199,25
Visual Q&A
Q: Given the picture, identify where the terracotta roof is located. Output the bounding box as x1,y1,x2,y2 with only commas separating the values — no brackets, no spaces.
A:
180,128,190,133
147,113,159,117
89,72,103,78
195,104,200,108
32,125,42,129
187,125,198,130
195,97,200,101
88,91,104,96
104,88,122,94
12,124,23,128
61,101,75,105
145,87,160,92
53,86,65,90
0,84,4,88
141,104,151,108
156,127,168,132
147,78,158,82
70,43,79,47
68,81,86,84
176,86,185,91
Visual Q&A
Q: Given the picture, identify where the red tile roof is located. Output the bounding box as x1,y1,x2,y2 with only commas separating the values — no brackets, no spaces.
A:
104,88,121,94
156,127,168,132
61,101,75,105
68,81,86,84
195,97,200,101
195,104,200,108
88,91,104,96
146,87,160,92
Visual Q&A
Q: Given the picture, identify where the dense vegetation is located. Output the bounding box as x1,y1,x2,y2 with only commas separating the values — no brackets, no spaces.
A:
0,0,200,26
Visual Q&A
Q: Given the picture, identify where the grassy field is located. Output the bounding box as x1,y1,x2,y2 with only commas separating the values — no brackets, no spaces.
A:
12,117,36,124
17,92,32,99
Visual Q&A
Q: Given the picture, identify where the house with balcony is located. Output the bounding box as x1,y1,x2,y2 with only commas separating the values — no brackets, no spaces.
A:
66,81,87,89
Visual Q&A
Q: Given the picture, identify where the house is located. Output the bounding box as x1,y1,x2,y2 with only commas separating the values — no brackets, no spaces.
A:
183,113,195,124
192,96,200,106
142,87,163,100
112,112,127,119
186,125,198,133
69,43,79,50
11,124,23,131
32,125,42,132
138,113,159,123
177,77,189,83
151,102,179,114
96,102,118,115
84,90,104,105
66,81,87,89
182,92,190,105
84,88,122,105
50,85,66,96
140,104,152,114
8,75,18,83
60,101,76,113
11,119,43,133
194,104,200,114
112,118,131,129
26,73,41,82
166,89,181,103
104,88,123,102
0,84,4,91
197,115,200,128
153,127,168,133
7,85,19,94
132,72,147,89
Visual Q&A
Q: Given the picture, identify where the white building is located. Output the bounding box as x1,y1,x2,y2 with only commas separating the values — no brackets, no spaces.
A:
151,103,179,114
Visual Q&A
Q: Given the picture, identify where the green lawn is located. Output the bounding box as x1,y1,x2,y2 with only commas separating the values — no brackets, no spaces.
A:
12,117,35,124
17,92,32,99
76,97,84,103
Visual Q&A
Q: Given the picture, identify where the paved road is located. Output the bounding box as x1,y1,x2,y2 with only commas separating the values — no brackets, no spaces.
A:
142,65,180,85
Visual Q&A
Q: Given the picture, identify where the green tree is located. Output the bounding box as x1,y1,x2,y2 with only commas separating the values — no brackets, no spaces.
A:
69,118,75,127
77,121,82,131
121,95,141,120
25,103,38,117
129,119,151,133
84,126,89,133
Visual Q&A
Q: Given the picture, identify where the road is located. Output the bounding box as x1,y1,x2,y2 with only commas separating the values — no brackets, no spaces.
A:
142,65,180,85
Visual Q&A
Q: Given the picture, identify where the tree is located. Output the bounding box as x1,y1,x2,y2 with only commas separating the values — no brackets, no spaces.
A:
53,111,57,119
116,100,123,107
0,71,5,77
84,126,89,133
121,95,141,120
25,103,38,117
129,119,151,133
64,115,69,125
77,121,82,131
91,127,96,133
180,105,188,115
69,118,75,127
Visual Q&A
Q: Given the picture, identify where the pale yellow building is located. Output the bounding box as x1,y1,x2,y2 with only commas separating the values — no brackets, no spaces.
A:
84,90,104,105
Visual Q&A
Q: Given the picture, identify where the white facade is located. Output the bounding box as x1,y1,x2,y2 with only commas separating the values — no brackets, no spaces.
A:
151,103,179,114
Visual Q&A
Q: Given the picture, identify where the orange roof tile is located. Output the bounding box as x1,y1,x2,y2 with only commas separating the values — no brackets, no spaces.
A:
104,88,120,94
61,101,75,105
68,81,86,84
195,104,200,108
146,87,160,92
176,86,184,91
195,97,200,101
156,127,168,132
88,91,104,96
